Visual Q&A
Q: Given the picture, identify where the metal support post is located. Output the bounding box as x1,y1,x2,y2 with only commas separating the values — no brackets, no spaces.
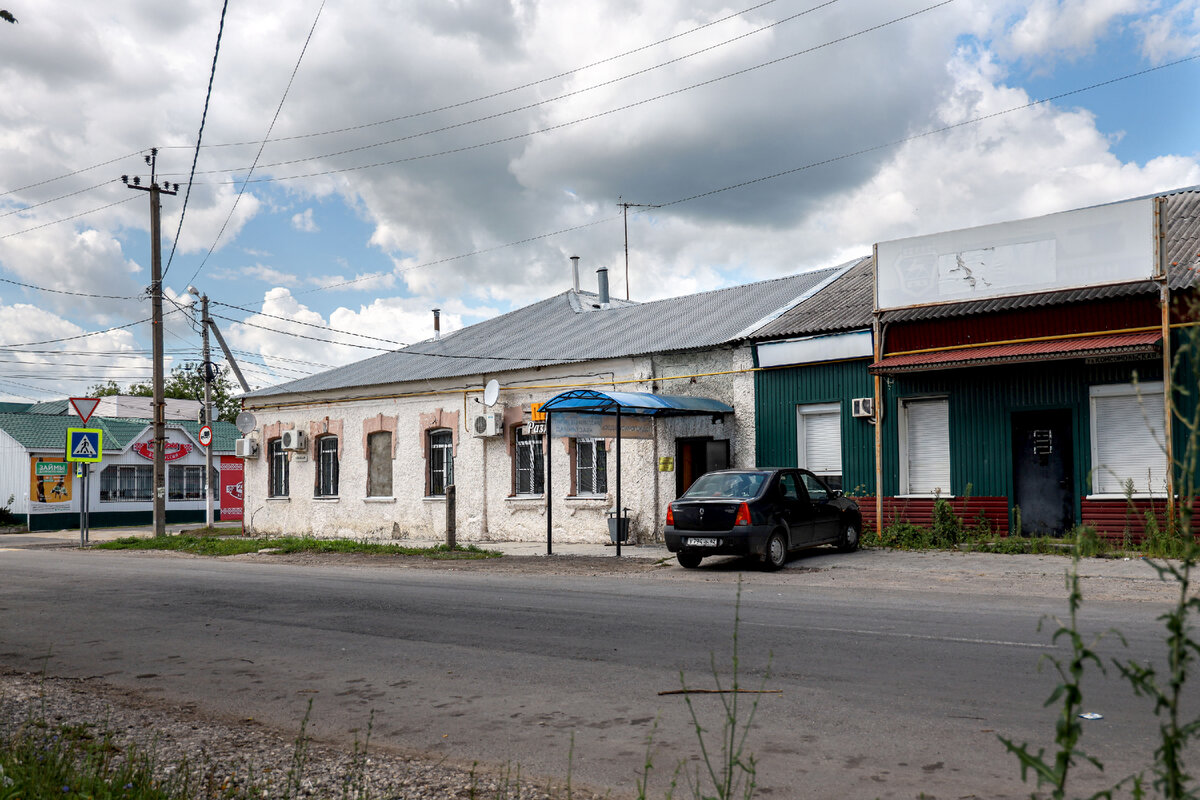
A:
545,413,553,555
615,407,622,558
201,294,214,527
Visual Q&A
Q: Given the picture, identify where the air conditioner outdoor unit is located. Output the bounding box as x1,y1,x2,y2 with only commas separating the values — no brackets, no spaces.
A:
234,438,259,458
280,429,307,450
851,397,875,418
473,413,503,437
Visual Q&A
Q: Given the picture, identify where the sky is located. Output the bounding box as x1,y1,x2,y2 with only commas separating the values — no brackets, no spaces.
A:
0,0,1198,402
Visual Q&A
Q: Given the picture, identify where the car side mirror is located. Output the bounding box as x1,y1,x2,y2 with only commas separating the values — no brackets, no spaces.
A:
831,489,842,498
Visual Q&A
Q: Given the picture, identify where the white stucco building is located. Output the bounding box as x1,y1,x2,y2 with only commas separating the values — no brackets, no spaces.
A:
237,262,854,543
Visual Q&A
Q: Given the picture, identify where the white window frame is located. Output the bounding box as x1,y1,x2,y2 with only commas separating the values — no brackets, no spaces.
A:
899,396,951,497
514,428,544,496
796,403,842,488
1088,381,1167,498
574,437,607,497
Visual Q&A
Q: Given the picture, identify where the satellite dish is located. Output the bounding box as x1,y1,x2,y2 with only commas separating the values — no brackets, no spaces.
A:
235,411,258,435
483,379,500,407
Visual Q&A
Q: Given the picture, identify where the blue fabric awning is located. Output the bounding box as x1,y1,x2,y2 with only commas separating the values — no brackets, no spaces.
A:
538,389,733,417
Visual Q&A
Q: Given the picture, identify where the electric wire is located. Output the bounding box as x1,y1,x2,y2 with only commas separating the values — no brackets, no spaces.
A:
0,196,138,240
0,180,114,220
184,0,955,187
0,276,145,300
0,311,181,349
183,0,326,288
0,150,146,200
211,300,411,347
178,0,843,178
161,0,230,280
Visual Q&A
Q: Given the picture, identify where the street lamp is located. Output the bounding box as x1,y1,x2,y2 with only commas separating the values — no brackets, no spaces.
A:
186,285,215,528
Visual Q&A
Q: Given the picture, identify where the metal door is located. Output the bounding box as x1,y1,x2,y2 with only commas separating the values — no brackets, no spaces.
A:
1012,410,1074,535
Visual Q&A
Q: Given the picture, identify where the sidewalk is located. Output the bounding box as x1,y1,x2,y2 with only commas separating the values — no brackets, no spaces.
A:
0,524,669,561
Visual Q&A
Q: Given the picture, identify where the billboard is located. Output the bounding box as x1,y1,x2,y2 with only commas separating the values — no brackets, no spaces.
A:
876,197,1155,311
218,456,244,522
30,456,72,509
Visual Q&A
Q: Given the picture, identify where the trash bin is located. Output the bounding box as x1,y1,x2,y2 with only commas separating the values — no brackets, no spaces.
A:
607,510,629,543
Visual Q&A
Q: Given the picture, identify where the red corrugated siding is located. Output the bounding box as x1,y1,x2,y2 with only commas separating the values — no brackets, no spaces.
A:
872,332,1160,371
856,497,1008,533
1080,498,1198,540
887,296,1160,353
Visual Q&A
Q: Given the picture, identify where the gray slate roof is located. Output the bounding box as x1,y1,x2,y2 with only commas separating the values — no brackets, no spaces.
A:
880,188,1200,323
245,266,844,400
748,256,873,340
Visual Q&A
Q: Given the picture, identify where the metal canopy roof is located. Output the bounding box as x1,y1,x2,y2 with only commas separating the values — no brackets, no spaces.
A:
538,389,733,417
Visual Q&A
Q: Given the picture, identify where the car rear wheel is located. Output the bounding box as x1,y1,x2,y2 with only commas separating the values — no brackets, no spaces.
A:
838,521,860,553
762,530,787,571
677,551,703,569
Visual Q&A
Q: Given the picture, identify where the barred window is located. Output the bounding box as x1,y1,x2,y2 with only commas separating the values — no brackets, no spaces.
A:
428,429,454,496
100,465,153,502
315,435,339,497
167,464,215,501
268,438,289,498
515,429,544,495
575,438,607,495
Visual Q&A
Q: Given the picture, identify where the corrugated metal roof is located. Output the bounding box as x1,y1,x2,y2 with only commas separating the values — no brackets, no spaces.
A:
0,413,238,452
880,189,1200,323
747,256,873,340
870,331,1162,373
244,266,843,400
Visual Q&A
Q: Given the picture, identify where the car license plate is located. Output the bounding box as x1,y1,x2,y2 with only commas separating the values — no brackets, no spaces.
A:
687,537,719,547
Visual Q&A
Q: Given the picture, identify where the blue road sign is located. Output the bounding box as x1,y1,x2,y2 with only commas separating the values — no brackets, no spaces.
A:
66,428,103,463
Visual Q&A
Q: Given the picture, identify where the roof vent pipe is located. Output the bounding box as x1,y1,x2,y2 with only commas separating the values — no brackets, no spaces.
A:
432,308,441,340
597,267,610,306
570,255,580,293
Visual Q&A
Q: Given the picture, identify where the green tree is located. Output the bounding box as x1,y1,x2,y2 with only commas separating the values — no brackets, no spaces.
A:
86,362,240,423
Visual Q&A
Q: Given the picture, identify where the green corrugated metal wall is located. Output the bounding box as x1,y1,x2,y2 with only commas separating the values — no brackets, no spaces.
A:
754,359,876,493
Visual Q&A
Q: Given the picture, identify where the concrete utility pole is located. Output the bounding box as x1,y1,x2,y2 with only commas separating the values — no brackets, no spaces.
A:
188,287,214,527
123,150,178,538
617,199,660,301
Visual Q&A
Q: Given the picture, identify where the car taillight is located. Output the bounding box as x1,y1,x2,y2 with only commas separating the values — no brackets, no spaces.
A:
733,502,751,526
666,505,675,526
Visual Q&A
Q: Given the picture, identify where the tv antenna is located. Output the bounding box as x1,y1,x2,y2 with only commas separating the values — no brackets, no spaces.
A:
618,198,660,301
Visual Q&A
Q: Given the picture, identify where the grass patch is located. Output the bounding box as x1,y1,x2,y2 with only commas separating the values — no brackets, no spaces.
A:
93,534,502,559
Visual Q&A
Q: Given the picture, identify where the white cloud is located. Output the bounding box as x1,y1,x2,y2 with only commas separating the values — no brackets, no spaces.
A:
291,207,318,232
1004,0,1147,61
1135,0,1200,62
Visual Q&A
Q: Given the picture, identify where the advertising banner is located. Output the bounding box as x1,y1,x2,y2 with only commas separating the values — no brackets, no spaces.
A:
30,456,73,509
551,412,654,439
218,456,244,522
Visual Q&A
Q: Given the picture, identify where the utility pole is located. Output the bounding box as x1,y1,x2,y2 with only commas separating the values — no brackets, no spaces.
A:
123,150,178,538
617,199,660,301
188,288,214,527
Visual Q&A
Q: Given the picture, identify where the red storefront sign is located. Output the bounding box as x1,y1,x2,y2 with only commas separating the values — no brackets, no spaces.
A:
219,456,244,523
132,441,194,461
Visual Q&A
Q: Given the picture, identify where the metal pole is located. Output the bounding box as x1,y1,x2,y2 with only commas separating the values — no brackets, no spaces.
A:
545,412,553,556
616,407,622,558
79,464,85,548
446,483,456,549
149,182,166,538
201,294,214,528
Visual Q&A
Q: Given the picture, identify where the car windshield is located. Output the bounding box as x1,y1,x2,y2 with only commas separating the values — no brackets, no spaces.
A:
684,472,766,499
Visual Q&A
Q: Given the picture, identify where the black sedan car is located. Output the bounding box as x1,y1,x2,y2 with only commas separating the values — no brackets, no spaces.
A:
664,468,862,570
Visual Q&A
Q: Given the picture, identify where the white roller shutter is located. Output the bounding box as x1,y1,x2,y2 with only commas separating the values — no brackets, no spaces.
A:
1091,387,1166,494
905,398,950,494
800,408,842,476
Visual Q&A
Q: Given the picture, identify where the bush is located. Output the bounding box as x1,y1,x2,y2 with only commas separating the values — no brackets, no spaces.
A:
931,497,963,547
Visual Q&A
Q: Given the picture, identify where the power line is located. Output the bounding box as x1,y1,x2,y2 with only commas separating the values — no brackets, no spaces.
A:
162,0,230,279
183,0,326,287
0,312,181,348
211,299,410,347
0,195,138,240
177,0,843,179
0,275,145,300
177,0,951,188
0,180,114,219
0,150,145,200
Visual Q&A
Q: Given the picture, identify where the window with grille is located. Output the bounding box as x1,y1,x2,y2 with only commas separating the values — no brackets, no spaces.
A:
901,397,950,495
268,438,289,498
314,436,339,497
574,438,607,495
99,465,153,502
515,428,544,495
797,403,842,490
428,429,454,496
1090,383,1167,495
367,431,393,497
167,464,214,500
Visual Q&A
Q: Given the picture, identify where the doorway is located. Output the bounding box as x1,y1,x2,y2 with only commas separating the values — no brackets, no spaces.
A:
1012,409,1075,535
675,438,729,497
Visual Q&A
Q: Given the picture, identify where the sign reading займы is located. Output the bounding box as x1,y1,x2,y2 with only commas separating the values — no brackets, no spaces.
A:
550,412,653,439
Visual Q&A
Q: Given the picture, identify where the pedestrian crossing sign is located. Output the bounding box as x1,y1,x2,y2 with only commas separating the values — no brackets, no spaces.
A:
66,428,103,463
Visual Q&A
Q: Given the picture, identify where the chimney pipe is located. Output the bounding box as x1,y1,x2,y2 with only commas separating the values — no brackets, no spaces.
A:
596,267,610,306
570,255,580,293
432,308,441,340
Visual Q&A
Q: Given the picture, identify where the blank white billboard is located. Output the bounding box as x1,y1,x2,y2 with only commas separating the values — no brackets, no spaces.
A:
876,198,1155,311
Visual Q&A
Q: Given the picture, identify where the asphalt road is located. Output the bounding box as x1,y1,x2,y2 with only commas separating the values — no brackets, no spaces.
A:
0,548,1187,799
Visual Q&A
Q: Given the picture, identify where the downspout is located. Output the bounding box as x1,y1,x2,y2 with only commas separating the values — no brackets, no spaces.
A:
872,244,884,539
1156,197,1175,520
